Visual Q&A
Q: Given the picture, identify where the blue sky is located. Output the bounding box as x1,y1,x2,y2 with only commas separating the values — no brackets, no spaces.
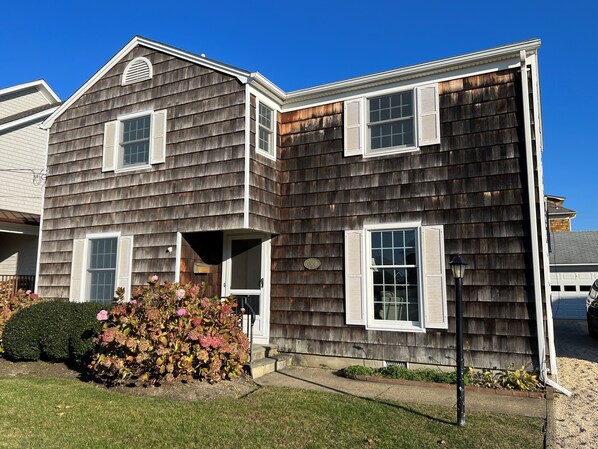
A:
2,0,596,229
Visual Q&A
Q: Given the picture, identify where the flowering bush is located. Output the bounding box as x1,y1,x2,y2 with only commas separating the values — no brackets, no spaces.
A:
0,289,42,354
89,278,250,384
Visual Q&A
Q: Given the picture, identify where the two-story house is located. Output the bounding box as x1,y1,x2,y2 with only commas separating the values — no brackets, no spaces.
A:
38,37,557,380
0,80,60,294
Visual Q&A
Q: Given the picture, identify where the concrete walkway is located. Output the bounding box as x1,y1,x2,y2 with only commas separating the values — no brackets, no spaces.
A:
255,366,547,419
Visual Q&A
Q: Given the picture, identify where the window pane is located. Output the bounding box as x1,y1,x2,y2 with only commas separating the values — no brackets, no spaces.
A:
370,228,419,322
230,239,262,290
122,115,151,166
88,237,117,302
259,104,273,130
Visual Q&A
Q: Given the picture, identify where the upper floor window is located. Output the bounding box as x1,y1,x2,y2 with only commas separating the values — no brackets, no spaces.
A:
102,110,167,173
122,115,151,167
343,84,440,158
258,103,274,156
369,91,414,150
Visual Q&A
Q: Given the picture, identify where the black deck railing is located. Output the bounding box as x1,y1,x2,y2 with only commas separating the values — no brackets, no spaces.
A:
0,275,35,298
235,296,256,364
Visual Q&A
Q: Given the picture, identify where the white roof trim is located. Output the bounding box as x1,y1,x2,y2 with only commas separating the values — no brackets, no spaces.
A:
0,80,60,104
42,36,252,129
0,106,59,133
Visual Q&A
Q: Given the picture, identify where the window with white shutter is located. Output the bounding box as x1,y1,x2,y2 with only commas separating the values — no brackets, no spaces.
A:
344,223,447,331
69,234,134,302
343,83,440,157
102,110,167,173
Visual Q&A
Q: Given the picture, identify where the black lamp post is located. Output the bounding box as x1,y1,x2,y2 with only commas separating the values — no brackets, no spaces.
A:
450,255,467,427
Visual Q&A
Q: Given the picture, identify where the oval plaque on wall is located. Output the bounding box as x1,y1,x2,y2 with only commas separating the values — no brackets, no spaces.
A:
304,258,321,270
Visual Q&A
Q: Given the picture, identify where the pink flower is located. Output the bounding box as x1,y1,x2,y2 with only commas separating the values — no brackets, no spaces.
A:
96,310,109,321
30,293,38,300
177,308,186,316
222,305,231,314
25,290,32,295
130,299,137,305
190,285,200,294
151,275,159,283
175,288,186,300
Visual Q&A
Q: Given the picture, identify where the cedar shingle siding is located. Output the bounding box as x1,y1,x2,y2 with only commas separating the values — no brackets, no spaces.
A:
38,47,246,299
270,69,540,369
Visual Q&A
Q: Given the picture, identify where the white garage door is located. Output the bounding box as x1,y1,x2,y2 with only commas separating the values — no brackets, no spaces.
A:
550,271,598,320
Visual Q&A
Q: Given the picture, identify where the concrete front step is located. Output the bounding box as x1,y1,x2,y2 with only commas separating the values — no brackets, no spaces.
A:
251,344,279,361
249,353,293,379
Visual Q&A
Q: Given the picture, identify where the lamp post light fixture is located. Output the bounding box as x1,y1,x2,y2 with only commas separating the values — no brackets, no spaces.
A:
450,254,467,427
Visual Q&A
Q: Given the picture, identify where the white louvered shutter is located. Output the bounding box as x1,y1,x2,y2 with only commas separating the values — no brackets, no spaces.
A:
345,230,365,325
344,99,363,157
151,110,167,165
102,121,117,172
70,239,86,302
422,225,448,329
417,84,441,147
117,235,134,300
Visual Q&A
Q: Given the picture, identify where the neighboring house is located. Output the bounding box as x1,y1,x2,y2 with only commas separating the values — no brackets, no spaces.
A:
0,81,60,295
546,194,576,232
38,37,556,376
550,231,598,319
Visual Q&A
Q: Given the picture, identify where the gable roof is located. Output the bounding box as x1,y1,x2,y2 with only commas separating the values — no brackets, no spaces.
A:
0,80,60,105
546,201,576,219
42,36,542,129
550,231,598,266
41,36,252,129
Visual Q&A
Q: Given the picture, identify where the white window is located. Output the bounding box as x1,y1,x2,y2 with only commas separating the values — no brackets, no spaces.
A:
87,237,118,302
344,224,447,331
102,110,167,173
255,97,277,160
70,234,134,303
343,84,440,157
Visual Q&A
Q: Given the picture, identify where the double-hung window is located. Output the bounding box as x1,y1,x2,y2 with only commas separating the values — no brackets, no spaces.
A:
121,115,151,167
371,229,419,323
343,84,440,157
70,234,134,303
102,109,167,173
369,91,414,151
344,224,447,331
87,237,118,302
256,97,277,160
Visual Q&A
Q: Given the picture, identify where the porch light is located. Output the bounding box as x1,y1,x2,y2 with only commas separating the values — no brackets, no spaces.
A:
450,254,467,279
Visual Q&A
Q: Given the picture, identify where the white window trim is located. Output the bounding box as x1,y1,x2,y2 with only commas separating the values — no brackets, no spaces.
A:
365,88,419,157
363,222,426,332
255,94,278,161
114,109,154,173
86,233,120,303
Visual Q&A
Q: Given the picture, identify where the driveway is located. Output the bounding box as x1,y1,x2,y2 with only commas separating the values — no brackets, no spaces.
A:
553,320,598,447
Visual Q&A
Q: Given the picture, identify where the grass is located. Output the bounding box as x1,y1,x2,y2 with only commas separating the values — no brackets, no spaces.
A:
0,376,544,449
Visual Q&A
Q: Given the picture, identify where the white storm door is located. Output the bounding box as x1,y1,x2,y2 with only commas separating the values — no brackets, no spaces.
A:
223,234,270,344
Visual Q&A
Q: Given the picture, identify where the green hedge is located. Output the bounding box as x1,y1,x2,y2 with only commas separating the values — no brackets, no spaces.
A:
3,301,107,367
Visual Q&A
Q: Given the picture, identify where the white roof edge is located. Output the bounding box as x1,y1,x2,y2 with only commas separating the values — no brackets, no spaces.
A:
282,39,541,103
0,106,59,133
0,80,60,104
42,36,253,129
42,37,541,128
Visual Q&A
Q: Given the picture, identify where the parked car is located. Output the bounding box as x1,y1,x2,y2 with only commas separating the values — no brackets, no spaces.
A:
587,280,598,337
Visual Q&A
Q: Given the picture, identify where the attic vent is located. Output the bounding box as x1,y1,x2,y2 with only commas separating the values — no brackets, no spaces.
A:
122,57,153,85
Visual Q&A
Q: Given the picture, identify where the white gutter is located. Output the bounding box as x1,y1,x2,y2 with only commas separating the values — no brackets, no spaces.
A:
520,50,569,396
34,128,50,293
174,232,182,283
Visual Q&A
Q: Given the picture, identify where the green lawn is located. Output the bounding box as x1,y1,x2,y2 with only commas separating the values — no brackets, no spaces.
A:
0,376,543,449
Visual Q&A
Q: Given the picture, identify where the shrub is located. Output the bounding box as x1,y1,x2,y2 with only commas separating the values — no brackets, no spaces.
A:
467,365,543,392
3,301,106,366
0,289,42,354
342,365,375,378
89,278,250,385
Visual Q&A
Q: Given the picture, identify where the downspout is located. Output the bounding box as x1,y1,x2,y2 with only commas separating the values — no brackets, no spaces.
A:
529,53,559,381
519,50,571,397
34,125,50,293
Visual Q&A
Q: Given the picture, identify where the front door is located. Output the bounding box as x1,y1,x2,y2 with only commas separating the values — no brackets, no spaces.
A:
222,233,270,344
